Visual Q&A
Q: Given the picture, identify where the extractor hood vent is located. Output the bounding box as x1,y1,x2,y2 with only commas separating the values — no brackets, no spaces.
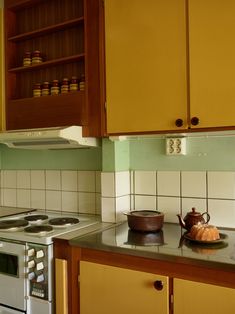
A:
0,126,99,149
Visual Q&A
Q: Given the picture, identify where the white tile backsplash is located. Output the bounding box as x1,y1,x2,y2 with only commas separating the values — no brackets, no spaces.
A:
101,172,115,197
115,171,130,197
2,169,235,228
134,195,156,210
62,191,78,213
101,197,116,222
208,199,235,228
2,188,17,207
46,170,61,190
158,196,180,224
78,192,96,214
116,195,130,222
31,190,46,210
208,171,235,199
181,198,207,218
134,171,156,195
78,171,95,192
17,189,31,208
17,170,30,189
46,190,62,211
157,171,180,196
31,170,45,189
3,170,17,188
61,171,78,191
181,171,207,198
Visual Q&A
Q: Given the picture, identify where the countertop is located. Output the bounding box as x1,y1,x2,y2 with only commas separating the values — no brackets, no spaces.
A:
69,221,235,271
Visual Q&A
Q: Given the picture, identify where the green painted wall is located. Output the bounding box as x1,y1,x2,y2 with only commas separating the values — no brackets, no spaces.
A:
0,144,102,170
1,136,235,171
129,136,235,171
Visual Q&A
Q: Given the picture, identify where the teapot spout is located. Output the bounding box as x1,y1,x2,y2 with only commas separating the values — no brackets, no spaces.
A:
177,214,186,229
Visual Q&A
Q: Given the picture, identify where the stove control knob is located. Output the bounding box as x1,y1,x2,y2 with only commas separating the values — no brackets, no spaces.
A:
36,250,44,259
36,273,45,283
36,262,44,271
28,272,36,280
27,248,35,257
28,260,36,269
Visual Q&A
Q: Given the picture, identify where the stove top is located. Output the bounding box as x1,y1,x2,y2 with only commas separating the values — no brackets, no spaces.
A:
0,210,100,245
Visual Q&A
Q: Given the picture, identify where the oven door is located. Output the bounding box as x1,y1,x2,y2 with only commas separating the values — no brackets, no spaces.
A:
0,305,24,313
0,240,27,311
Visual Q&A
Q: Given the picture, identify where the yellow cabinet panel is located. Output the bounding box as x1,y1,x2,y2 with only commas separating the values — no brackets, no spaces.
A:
189,0,235,128
174,278,235,314
105,0,187,134
80,261,169,314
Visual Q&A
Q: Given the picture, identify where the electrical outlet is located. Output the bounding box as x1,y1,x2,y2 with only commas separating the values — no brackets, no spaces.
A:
166,137,186,155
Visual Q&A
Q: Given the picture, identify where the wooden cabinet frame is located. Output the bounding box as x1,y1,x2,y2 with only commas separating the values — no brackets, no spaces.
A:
4,0,106,136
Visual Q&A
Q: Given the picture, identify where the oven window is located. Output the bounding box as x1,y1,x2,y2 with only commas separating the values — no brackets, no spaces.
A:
0,252,18,277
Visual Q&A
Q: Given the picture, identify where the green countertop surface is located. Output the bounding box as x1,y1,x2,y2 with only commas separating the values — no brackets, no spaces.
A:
69,222,235,271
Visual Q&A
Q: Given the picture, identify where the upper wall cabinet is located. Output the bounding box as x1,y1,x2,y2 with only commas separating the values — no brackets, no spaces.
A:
105,0,235,135
4,0,106,136
188,0,235,129
0,4,4,131
105,0,188,134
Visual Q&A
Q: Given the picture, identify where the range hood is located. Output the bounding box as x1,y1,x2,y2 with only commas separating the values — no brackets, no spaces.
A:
0,126,99,149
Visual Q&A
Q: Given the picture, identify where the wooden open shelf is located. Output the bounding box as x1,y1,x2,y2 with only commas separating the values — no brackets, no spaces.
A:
4,0,106,136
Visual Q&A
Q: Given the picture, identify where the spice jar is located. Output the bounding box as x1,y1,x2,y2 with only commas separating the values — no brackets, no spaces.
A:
32,50,42,65
60,78,69,94
50,79,60,95
23,51,32,67
33,83,41,97
42,81,50,96
79,74,85,91
69,76,78,91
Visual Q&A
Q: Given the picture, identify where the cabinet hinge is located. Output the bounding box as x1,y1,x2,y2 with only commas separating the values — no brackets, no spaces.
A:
78,275,80,284
170,294,174,304
104,101,107,111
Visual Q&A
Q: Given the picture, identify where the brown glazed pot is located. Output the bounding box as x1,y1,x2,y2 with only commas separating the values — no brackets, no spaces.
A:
124,210,164,232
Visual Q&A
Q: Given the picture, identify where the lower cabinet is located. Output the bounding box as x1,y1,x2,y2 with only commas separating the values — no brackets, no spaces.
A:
79,261,169,314
174,278,235,314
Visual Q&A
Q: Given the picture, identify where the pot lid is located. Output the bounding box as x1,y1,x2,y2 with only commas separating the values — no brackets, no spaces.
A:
129,210,163,217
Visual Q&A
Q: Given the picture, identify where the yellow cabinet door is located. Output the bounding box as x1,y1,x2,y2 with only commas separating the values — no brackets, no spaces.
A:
105,0,187,134
174,278,235,314
189,0,235,128
80,261,169,314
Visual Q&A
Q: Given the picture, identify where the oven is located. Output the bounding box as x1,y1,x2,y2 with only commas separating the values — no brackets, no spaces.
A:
0,210,99,314
0,240,26,312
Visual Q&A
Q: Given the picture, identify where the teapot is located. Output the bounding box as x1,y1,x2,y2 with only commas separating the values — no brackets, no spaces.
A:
177,207,210,231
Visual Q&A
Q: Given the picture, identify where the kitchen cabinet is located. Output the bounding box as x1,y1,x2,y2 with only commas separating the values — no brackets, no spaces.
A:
0,4,4,131
174,278,235,314
80,260,169,314
105,0,235,134
188,0,235,129
4,0,106,136
105,0,188,134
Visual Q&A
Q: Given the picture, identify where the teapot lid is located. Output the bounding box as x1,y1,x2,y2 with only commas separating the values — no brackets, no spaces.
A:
187,207,201,216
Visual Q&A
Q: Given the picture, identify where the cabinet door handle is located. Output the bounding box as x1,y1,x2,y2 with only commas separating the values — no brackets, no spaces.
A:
153,280,164,291
191,116,200,126
175,118,183,127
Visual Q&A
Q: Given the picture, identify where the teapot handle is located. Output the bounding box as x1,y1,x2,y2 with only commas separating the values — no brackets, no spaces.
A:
202,212,210,223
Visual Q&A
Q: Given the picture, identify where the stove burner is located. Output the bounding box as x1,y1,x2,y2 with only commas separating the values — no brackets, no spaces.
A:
24,214,49,224
48,217,79,228
0,219,29,231
24,225,54,236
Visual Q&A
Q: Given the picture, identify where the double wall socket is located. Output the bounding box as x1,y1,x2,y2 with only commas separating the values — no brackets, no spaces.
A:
165,137,186,155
